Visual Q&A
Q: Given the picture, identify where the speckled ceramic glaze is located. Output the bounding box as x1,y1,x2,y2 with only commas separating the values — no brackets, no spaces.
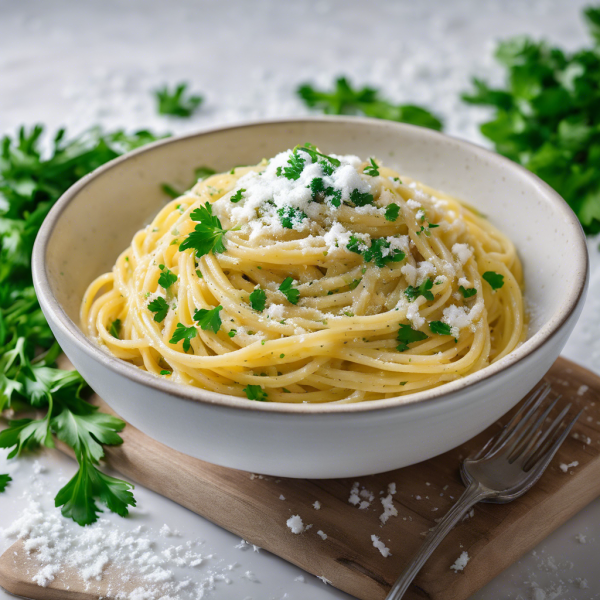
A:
32,118,589,477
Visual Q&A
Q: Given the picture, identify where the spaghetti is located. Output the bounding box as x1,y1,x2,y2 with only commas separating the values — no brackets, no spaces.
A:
82,145,526,404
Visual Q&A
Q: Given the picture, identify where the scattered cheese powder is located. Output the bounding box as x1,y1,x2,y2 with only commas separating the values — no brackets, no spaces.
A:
313,501,321,510
559,461,579,473
317,530,328,540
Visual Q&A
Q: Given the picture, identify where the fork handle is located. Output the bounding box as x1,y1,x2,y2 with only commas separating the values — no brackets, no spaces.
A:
385,481,492,599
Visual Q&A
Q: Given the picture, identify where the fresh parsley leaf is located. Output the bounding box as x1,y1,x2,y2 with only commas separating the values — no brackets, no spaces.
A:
279,277,300,304
319,159,335,176
158,265,177,289
296,143,341,168
277,206,307,229
364,238,405,268
230,188,245,203
430,321,452,336
397,324,429,352
0,414,54,458
297,77,443,131
179,202,229,257
154,82,203,118
249,288,267,312
193,305,223,333
161,183,181,199
169,323,197,352
404,278,434,302
459,286,477,299
148,297,169,322
350,188,374,206
384,204,401,221
160,370,171,375
0,474,11,493
364,158,380,177
243,384,268,402
482,271,504,290
310,177,325,199
109,318,122,338
282,151,305,180
348,278,362,290
228,329,237,338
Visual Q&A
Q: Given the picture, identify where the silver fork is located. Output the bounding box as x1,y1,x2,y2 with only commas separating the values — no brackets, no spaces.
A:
385,382,582,600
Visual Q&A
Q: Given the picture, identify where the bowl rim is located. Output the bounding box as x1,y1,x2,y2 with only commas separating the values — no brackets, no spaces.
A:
32,116,590,415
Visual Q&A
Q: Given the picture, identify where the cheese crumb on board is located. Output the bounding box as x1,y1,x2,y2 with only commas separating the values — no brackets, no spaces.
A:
577,385,589,396
286,515,305,534
379,494,399,525
371,535,392,557
559,461,579,473
450,551,470,572
317,530,328,540
313,500,321,510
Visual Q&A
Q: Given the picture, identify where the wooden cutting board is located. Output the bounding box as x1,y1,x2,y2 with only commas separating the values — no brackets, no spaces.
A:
1,356,599,600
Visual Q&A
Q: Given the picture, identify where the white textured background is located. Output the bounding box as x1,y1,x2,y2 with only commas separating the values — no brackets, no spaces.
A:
1,1,599,599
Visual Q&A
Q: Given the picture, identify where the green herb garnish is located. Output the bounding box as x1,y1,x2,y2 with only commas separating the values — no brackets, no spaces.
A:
148,297,170,323
364,158,380,177
179,202,230,257
230,188,246,203
158,265,177,289
159,370,171,375
279,277,300,305
0,474,12,493
350,188,374,206
154,82,203,118
243,384,268,402
405,279,434,302
430,321,452,336
228,329,237,338
397,324,428,352
169,323,197,352
482,271,504,290
193,305,223,333
384,204,401,222
249,288,267,312
278,206,307,229
109,318,122,338
459,286,477,299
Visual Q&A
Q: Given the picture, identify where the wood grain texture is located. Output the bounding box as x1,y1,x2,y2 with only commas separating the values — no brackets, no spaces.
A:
1,357,599,600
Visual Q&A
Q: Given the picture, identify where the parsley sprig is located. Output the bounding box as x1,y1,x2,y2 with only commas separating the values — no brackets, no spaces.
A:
179,202,232,257
0,474,11,493
243,385,268,402
0,125,164,523
154,82,203,118
347,236,406,268
462,6,600,234
405,279,434,302
279,277,300,305
298,77,443,131
397,324,428,352
148,297,169,322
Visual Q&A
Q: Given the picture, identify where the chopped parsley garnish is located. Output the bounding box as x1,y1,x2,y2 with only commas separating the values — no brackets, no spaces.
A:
309,176,325,199
309,177,342,207
249,288,267,311
278,205,307,229
348,278,362,290
193,305,223,333
243,385,268,402
282,151,306,180
384,204,401,222
364,158,380,177
160,370,171,375
297,77,443,131
195,269,203,278
230,188,245,203
169,323,197,352
482,271,505,290
0,474,12,492
397,324,428,352
319,160,335,176
158,264,177,289
161,183,181,199
459,286,477,299
350,188,374,206
349,236,405,268
108,318,122,338
148,297,169,322
154,82,203,118
228,329,237,338
179,202,229,257
279,277,300,304
430,321,452,336
297,143,341,168
405,278,434,302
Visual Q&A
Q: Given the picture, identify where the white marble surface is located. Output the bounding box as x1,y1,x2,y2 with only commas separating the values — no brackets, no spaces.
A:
1,1,600,598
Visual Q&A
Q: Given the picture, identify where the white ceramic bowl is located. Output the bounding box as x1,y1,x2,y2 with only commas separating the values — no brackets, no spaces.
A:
32,117,589,478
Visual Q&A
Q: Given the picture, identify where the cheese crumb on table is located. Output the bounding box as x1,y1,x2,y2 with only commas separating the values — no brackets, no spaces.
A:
286,515,305,534
317,530,328,540
559,461,579,473
371,535,392,557
450,551,470,572
313,500,321,510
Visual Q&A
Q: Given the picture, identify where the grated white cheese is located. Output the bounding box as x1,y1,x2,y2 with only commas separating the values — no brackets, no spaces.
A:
450,551,470,572
577,385,589,396
286,515,305,534
313,501,321,510
317,530,328,540
371,535,392,557
451,243,473,265
559,461,579,473
379,494,399,525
